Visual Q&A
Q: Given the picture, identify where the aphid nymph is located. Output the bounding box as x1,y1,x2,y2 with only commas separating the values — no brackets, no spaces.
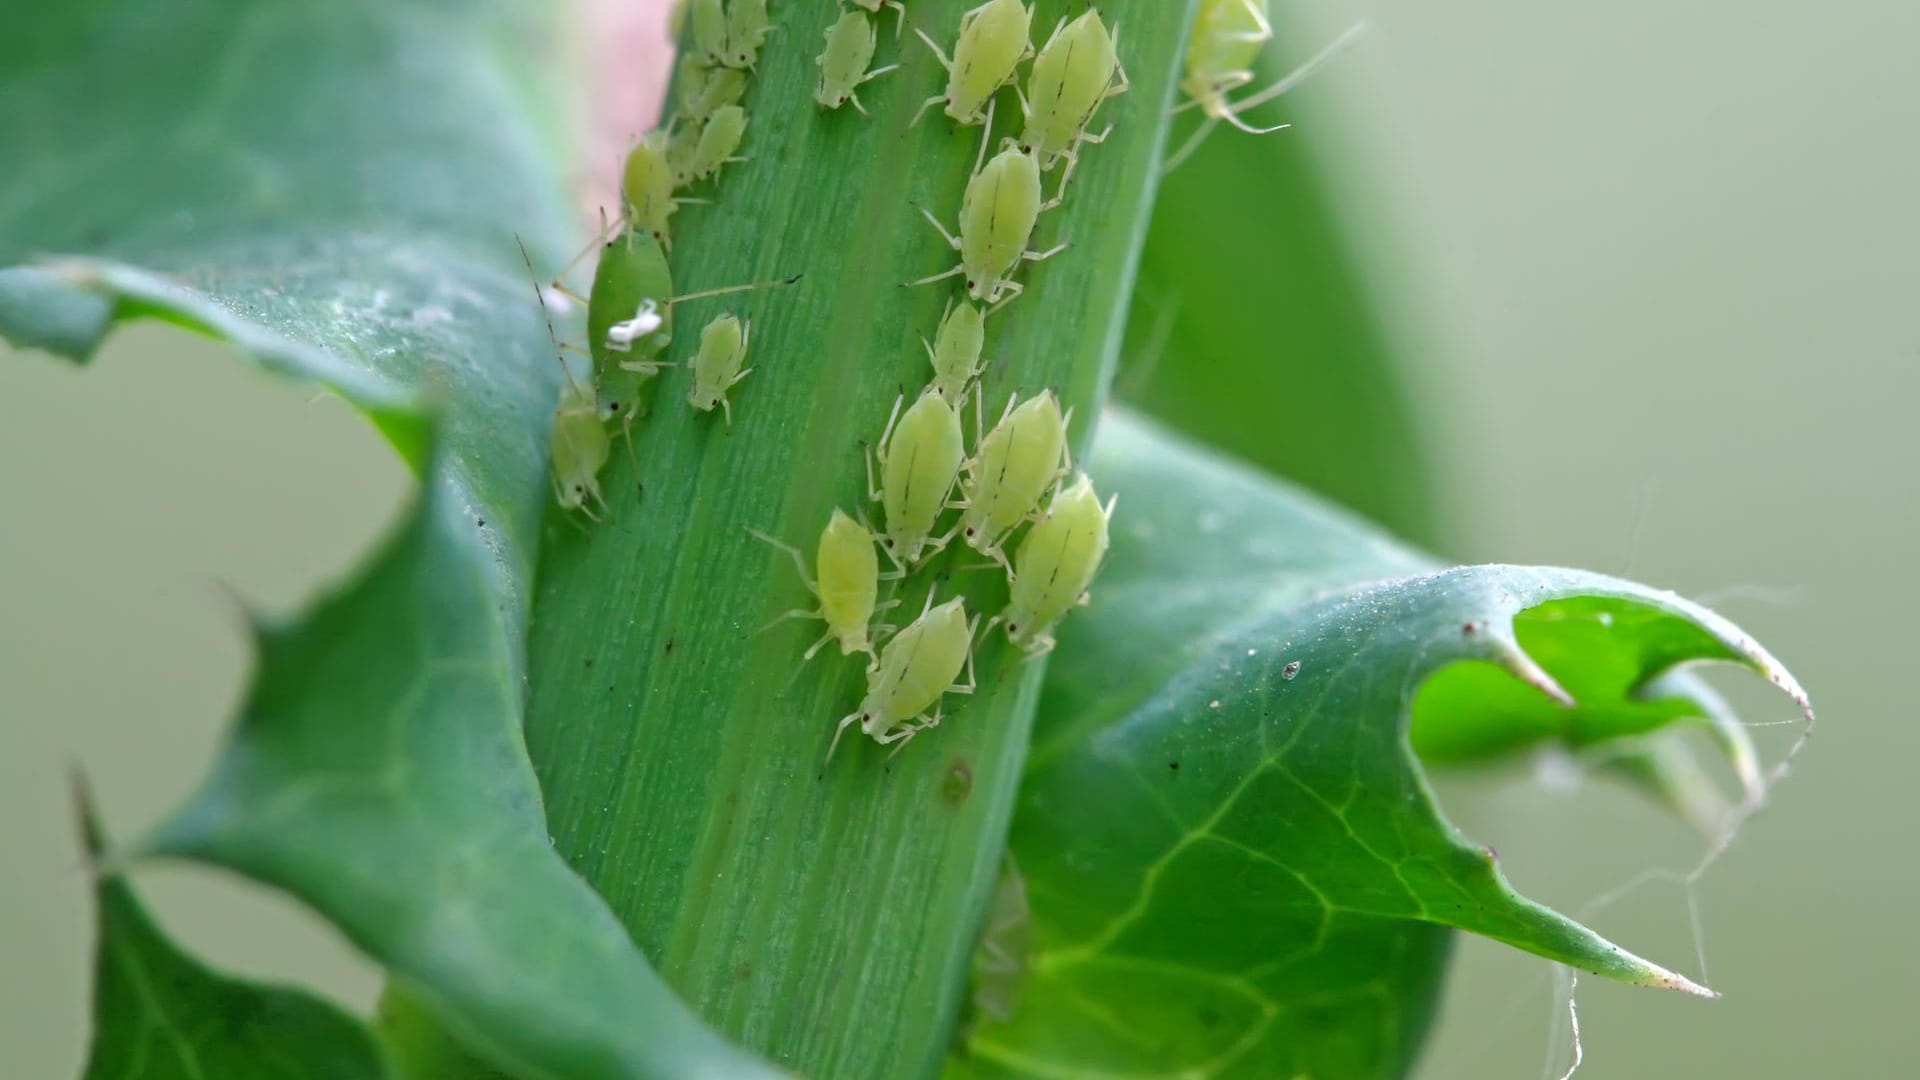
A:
815,9,899,115
828,593,978,762
689,0,728,65
867,389,966,571
686,312,753,424
622,129,695,248
722,0,773,70
910,0,1033,127
749,508,896,661
923,298,986,406
997,473,1113,657
688,104,750,185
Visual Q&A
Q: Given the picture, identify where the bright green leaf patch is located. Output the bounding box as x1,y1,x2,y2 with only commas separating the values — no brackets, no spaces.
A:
2,2,784,1077
77,784,391,1080
958,413,1810,1078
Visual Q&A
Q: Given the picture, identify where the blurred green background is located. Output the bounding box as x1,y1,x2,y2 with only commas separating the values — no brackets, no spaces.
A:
3,0,1911,1076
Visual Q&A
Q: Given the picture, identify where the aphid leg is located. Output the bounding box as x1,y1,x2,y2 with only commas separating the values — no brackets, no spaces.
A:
906,263,965,290
1225,21,1372,115
825,713,863,764
918,206,964,250
799,627,841,662
755,607,822,636
1161,117,1221,176
746,527,819,593
1017,632,1058,664
1230,0,1276,43
982,280,1025,316
1023,241,1070,263
973,99,997,176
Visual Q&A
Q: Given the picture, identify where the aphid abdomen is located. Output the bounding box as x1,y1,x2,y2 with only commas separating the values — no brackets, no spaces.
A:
1003,475,1111,652
1019,11,1125,169
622,132,679,243
963,391,1069,556
882,599,971,722
587,230,675,368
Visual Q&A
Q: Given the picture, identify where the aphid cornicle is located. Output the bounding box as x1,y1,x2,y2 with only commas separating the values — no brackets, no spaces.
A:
867,389,966,571
815,9,898,115
913,120,1066,309
999,473,1113,657
688,105,749,184
957,390,1072,570
686,313,752,423
911,0,1033,127
922,298,986,406
851,0,906,39
749,509,894,660
722,0,773,70
1017,11,1129,187
828,594,978,762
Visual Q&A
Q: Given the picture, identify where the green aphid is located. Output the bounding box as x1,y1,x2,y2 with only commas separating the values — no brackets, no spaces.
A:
922,298,985,407
677,57,750,125
722,0,773,70
1017,10,1129,192
828,593,978,762
815,9,898,115
686,313,752,424
687,104,749,184
867,389,966,571
912,115,1066,309
749,508,896,661
957,390,1073,571
911,0,1033,127
998,473,1113,657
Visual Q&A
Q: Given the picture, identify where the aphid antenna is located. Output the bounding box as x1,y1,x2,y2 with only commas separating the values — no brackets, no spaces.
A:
662,273,804,309
746,525,818,594
1230,19,1370,114
551,206,626,288
1164,19,1368,173
974,98,998,176
515,234,589,396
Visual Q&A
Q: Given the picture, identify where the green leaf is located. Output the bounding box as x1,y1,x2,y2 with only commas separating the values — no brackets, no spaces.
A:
1121,25,1441,545
2,3,780,1077
522,2,1198,1076
76,781,391,1080
957,412,1811,1078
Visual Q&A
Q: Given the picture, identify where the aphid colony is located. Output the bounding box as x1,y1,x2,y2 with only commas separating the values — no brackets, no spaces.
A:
754,1,1124,762
532,2,1132,762
530,0,796,515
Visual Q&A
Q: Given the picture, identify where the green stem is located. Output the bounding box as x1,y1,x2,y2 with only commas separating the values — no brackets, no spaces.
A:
525,2,1194,1075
